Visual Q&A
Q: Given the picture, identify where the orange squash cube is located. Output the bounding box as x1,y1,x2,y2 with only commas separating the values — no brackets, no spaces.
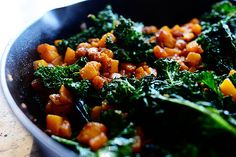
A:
37,43,59,63
92,76,106,90
220,78,236,97
51,55,63,66
89,132,108,151
186,41,203,54
186,52,201,66
64,47,76,65
157,28,176,48
59,85,73,104
46,114,63,135
80,61,101,80
33,59,48,70
77,122,107,144
110,59,119,74
58,120,72,138
153,45,168,58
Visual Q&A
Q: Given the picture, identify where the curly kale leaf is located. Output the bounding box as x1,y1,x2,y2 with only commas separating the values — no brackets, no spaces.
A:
100,110,128,137
34,62,92,97
107,16,155,63
197,1,236,74
196,71,223,98
201,1,236,27
67,80,91,98
197,19,236,74
153,58,180,84
34,64,81,89
101,77,136,105
57,5,118,52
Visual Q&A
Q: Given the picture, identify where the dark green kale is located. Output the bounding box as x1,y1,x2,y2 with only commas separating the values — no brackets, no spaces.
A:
131,90,236,157
107,16,155,64
201,1,236,28
57,5,118,52
229,73,236,86
153,58,180,83
197,1,236,74
34,64,81,89
101,77,136,105
197,19,236,74
100,110,128,137
97,123,135,156
67,80,92,98
99,69,236,156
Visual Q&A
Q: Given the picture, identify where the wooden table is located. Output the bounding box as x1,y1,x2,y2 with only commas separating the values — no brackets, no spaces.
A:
0,87,41,157
0,1,81,156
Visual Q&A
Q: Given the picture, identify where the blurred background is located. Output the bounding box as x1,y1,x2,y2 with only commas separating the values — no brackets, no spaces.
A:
0,0,81,58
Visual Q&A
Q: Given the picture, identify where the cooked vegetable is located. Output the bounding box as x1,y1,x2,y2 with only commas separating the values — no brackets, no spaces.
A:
32,1,236,156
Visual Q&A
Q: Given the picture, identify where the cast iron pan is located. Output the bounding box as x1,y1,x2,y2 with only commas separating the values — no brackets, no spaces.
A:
0,0,221,156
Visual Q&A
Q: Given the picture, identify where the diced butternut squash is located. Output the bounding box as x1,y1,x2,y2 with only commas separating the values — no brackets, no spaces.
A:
186,52,201,66
76,42,91,57
89,132,108,151
49,94,62,105
98,32,116,47
92,76,106,90
46,114,72,138
110,59,119,74
47,100,72,116
91,106,102,121
58,120,72,138
45,100,54,114
164,48,181,56
142,26,158,34
190,18,200,24
175,39,186,50
153,45,168,58
46,114,63,135
156,28,176,48
88,38,100,47
101,49,114,58
135,67,148,80
186,41,203,54
77,122,107,144
64,47,76,65
33,59,48,70
51,55,63,66
37,43,59,63
132,135,142,153
49,92,73,116
229,69,236,76
183,32,195,42
220,78,236,97
80,61,101,80
59,85,73,104
179,62,189,70
192,24,202,35
171,25,184,37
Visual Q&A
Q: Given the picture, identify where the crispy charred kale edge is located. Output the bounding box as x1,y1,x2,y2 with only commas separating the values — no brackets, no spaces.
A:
196,1,236,74
33,1,236,157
